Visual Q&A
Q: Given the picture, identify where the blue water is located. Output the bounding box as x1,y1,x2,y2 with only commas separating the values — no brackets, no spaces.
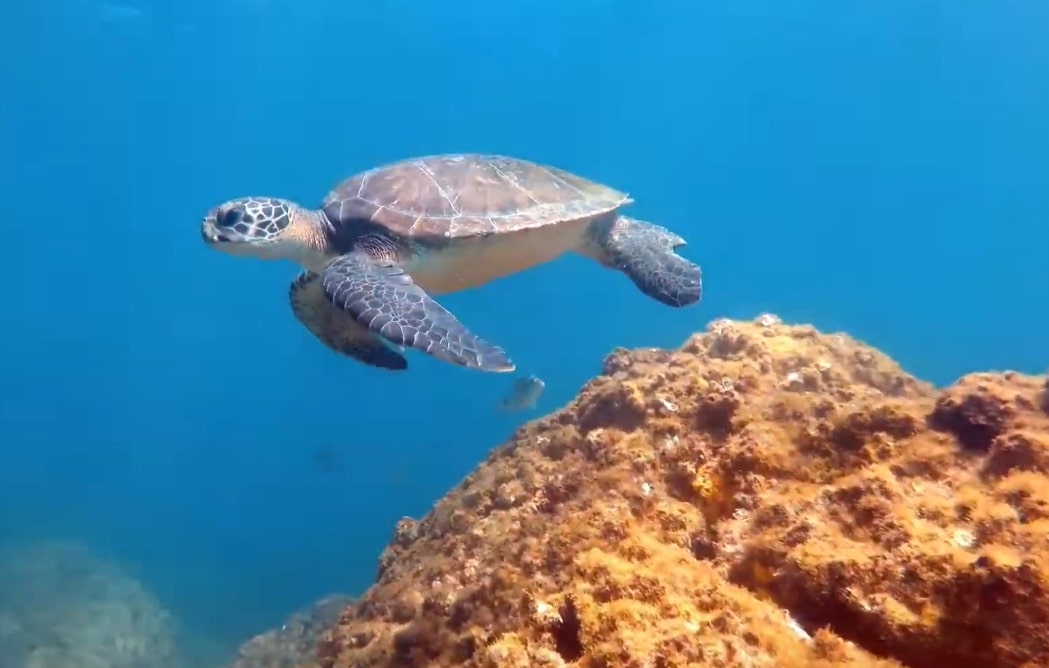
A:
1,0,1046,662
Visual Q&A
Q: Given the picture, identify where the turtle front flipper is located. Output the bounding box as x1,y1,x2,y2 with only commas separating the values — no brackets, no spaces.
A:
579,215,703,308
320,251,515,373
289,271,408,371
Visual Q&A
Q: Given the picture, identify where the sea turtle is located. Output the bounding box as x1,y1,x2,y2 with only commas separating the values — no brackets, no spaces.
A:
200,154,702,373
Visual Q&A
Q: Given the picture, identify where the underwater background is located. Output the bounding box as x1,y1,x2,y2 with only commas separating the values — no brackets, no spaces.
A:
0,0,1046,665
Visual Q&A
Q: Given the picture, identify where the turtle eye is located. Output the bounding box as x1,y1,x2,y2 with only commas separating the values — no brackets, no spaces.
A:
219,208,243,227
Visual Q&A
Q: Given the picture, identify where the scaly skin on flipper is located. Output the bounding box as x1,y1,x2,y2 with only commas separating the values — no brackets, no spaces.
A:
581,215,703,308
289,271,408,370
320,247,515,373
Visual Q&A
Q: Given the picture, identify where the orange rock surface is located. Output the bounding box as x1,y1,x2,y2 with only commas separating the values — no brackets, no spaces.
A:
318,317,1049,668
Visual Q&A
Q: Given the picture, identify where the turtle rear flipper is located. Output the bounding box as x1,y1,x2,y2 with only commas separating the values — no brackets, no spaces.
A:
321,250,515,373
580,215,703,308
290,271,408,370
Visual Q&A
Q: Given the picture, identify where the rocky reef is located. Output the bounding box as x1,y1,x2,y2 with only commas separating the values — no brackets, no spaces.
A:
227,594,353,668
0,541,181,668
315,317,1049,668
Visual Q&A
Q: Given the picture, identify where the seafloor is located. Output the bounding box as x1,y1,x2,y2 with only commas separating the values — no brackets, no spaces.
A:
6,317,1047,668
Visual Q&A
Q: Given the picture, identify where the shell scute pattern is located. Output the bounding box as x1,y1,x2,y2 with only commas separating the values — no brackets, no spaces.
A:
321,154,631,240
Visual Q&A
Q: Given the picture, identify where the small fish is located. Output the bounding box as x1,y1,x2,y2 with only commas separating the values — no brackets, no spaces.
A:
100,3,147,21
311,445,342,474
499,374,546,412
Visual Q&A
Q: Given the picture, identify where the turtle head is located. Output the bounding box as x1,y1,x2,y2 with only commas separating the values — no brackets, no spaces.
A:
202,197,328,263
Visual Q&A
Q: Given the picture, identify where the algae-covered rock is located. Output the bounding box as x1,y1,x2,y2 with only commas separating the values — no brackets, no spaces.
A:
0,541,180,668
227,594,353,668
313,317,1049,668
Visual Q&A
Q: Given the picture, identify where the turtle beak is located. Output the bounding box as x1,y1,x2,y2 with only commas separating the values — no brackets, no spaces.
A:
201,221,220,245
201,217,234,247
